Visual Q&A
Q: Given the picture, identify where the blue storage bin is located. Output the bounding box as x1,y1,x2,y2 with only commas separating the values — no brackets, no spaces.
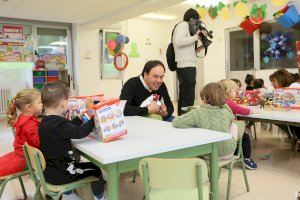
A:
47,70,59,76
276,5,300,28
33,77,46,83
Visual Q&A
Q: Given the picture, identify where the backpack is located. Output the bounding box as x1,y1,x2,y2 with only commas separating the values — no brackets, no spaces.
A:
166,23,180,72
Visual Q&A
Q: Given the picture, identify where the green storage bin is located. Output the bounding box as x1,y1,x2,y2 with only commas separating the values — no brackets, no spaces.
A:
33,70,46,76
34,83,44,90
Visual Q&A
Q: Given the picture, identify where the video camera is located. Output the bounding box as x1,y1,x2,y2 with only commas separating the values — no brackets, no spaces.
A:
189,18,213,49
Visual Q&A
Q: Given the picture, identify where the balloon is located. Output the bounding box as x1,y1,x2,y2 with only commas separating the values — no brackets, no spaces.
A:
270,0,287,7
219,6,231,20
116,35,129,45
107,40,117,50
196,6,207,19
234,2,249,18
108,49,115,56
107,33,117,41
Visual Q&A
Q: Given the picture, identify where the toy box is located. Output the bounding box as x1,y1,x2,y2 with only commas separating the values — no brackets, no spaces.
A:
93,98,127,142
67,94,104,120
273,88,300,109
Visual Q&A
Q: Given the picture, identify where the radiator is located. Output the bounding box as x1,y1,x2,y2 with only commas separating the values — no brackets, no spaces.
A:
0,88,11,114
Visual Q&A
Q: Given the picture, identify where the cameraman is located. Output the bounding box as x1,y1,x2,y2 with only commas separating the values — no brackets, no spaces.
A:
173,8,207,115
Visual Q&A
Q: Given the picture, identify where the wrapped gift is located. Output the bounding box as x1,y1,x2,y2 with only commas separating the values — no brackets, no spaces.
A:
245,90,261,106
239,16,262,35
236,90,247,105
93,99,127,142
67,94,104,120
273,88,300,109
274,4,300,28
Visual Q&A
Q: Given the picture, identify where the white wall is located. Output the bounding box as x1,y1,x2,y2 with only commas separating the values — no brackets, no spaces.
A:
201,0,300,88
72,19,183,100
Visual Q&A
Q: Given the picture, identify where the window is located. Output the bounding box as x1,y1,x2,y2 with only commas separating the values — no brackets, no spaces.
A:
37,27,68,69
230,30,254,71
228,21,300,72
99,30,122,79
260,22,300,70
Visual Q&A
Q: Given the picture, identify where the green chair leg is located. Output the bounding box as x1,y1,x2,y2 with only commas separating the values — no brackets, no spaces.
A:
241,159,250,192
18,176,27,199
0,180,8,198
226,164,233,200
132,170,137,183
33,184,42,200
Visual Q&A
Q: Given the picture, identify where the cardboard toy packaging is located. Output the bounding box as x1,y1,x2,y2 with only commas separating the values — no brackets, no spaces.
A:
67,94,104,120
93,98,127,142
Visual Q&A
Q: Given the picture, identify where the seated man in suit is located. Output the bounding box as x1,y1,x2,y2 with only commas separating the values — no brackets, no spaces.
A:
120,60,174,122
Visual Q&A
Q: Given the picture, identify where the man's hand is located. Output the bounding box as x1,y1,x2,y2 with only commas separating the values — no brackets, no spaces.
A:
159,104,168,117
147,101,159,114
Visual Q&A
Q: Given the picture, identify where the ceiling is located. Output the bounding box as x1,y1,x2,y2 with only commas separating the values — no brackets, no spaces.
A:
0,0,185,26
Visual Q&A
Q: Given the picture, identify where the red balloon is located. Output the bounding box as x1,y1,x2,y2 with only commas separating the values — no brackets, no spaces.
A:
107,40,117,50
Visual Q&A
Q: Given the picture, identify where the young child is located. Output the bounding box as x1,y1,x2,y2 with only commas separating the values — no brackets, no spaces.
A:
231,78,242,90
253,78,269,96
0,89,41,177
219,79,257,170
39,81,106,200
245,74,255,90
172,82,237,159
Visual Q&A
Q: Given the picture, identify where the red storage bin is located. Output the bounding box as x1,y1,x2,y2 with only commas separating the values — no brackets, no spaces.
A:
47,77,59,82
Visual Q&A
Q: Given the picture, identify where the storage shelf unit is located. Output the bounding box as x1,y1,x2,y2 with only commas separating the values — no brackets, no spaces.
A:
33,69,68,90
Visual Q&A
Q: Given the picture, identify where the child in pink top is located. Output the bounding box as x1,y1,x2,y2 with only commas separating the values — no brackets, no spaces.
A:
219,79,257,170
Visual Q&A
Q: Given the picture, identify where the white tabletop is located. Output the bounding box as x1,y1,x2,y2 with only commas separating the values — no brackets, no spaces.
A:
237,106,300,124
73,116,231,164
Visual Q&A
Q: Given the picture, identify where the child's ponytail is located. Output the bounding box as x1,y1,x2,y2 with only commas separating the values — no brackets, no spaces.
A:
6,89,40,127
7,97,17,127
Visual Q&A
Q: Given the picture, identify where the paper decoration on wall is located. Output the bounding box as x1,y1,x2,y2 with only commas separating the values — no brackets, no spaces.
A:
262,30,293,63
270,0,287,7
218,2,230,20
234,1,249,18
273,3,300,28
239,16,262,35
250,3,267,24
196,4,207,19
129,43,140,58
146,38,151,46
208,6,218,19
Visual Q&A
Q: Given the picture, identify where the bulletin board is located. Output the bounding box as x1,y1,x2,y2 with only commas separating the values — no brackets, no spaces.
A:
0,24,34,62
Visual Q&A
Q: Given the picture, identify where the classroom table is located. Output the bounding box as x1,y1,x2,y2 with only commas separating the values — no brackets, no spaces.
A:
73,116,231,200
237,106,300,127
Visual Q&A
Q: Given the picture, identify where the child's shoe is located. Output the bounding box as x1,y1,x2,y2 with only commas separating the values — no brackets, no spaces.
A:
244,158,257,170
62,192,81,200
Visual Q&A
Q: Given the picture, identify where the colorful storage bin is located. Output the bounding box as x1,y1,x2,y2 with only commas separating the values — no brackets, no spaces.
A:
33,77,46,83
46,77,59,82
47,70,59,76
33,70,46,76
274,4,300,28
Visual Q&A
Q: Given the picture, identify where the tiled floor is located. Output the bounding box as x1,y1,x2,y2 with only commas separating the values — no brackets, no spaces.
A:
1,117,300,200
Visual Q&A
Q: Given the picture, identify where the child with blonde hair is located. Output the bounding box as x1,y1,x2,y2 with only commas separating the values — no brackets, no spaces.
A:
219,79,257,170
173,82,238,159
0,89,42,176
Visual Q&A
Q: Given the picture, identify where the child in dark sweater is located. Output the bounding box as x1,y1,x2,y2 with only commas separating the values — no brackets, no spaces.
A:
39,81,106,200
